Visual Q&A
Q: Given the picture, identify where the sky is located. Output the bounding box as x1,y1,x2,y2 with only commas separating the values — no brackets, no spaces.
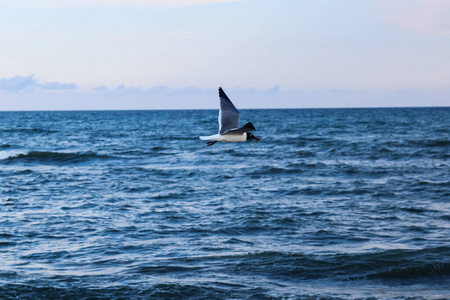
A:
0,0,449,110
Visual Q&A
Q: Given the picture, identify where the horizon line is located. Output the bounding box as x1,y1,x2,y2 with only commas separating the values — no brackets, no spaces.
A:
1,105,449,113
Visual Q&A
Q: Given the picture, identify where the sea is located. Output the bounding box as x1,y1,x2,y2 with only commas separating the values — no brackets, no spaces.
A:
0,107,449,299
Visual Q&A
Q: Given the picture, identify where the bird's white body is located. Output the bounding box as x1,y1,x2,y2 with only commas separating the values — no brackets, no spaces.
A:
199,133,246,143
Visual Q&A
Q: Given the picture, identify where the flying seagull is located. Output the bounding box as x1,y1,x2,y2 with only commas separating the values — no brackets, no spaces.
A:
199,87,260,146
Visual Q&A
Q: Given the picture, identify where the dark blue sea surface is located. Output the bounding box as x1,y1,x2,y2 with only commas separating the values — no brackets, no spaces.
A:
0,107,449,299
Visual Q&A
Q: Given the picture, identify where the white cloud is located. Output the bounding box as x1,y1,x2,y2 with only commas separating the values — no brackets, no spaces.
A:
375,0,450,36
0,75,37,91
0,75,78,92
0,0,243,8
2,79,449,111
37,82,78,90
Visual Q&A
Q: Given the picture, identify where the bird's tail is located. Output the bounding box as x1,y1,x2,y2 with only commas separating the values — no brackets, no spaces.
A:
243,122,256,131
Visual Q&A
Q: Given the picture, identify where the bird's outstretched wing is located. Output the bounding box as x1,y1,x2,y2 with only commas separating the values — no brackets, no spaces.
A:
218,87,239,134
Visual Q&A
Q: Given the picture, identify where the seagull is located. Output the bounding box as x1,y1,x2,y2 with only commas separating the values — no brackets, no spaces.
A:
199,87,260,146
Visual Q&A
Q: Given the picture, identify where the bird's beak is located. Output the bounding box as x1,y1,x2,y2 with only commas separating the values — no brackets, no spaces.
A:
253,136,260,143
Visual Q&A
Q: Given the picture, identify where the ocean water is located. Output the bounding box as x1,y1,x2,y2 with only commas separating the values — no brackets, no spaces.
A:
0,107,449,299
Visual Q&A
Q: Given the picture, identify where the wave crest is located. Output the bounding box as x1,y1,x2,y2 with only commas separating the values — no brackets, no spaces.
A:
0,150,111,165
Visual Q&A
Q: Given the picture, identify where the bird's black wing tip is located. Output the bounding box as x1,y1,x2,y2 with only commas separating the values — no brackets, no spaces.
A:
218,87,229,100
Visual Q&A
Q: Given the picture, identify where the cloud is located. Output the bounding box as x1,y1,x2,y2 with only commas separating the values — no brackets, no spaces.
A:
114,84,143,93
0,0,243,8
0,75,78,92
375,0,450,36
3,84,450,111
37,82,78,90
2,76,449,110
92,85,108,91
0,75,37,91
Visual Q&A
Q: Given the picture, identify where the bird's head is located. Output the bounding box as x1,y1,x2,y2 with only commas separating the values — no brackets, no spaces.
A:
246,132,260,143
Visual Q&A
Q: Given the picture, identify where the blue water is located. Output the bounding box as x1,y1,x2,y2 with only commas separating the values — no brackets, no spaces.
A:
1,108,449,299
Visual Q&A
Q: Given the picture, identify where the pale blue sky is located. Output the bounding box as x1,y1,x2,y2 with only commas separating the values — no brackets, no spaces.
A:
1,0,449,110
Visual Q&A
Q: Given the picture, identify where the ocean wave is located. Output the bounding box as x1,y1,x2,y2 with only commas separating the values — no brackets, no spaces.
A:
0,283,269,300
1,128,58,134
380,139,450,149
367,262,450,280
0,150,112,165
417,139,450,148
181,247,450,282
134,264,203,275
249,164,313,175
